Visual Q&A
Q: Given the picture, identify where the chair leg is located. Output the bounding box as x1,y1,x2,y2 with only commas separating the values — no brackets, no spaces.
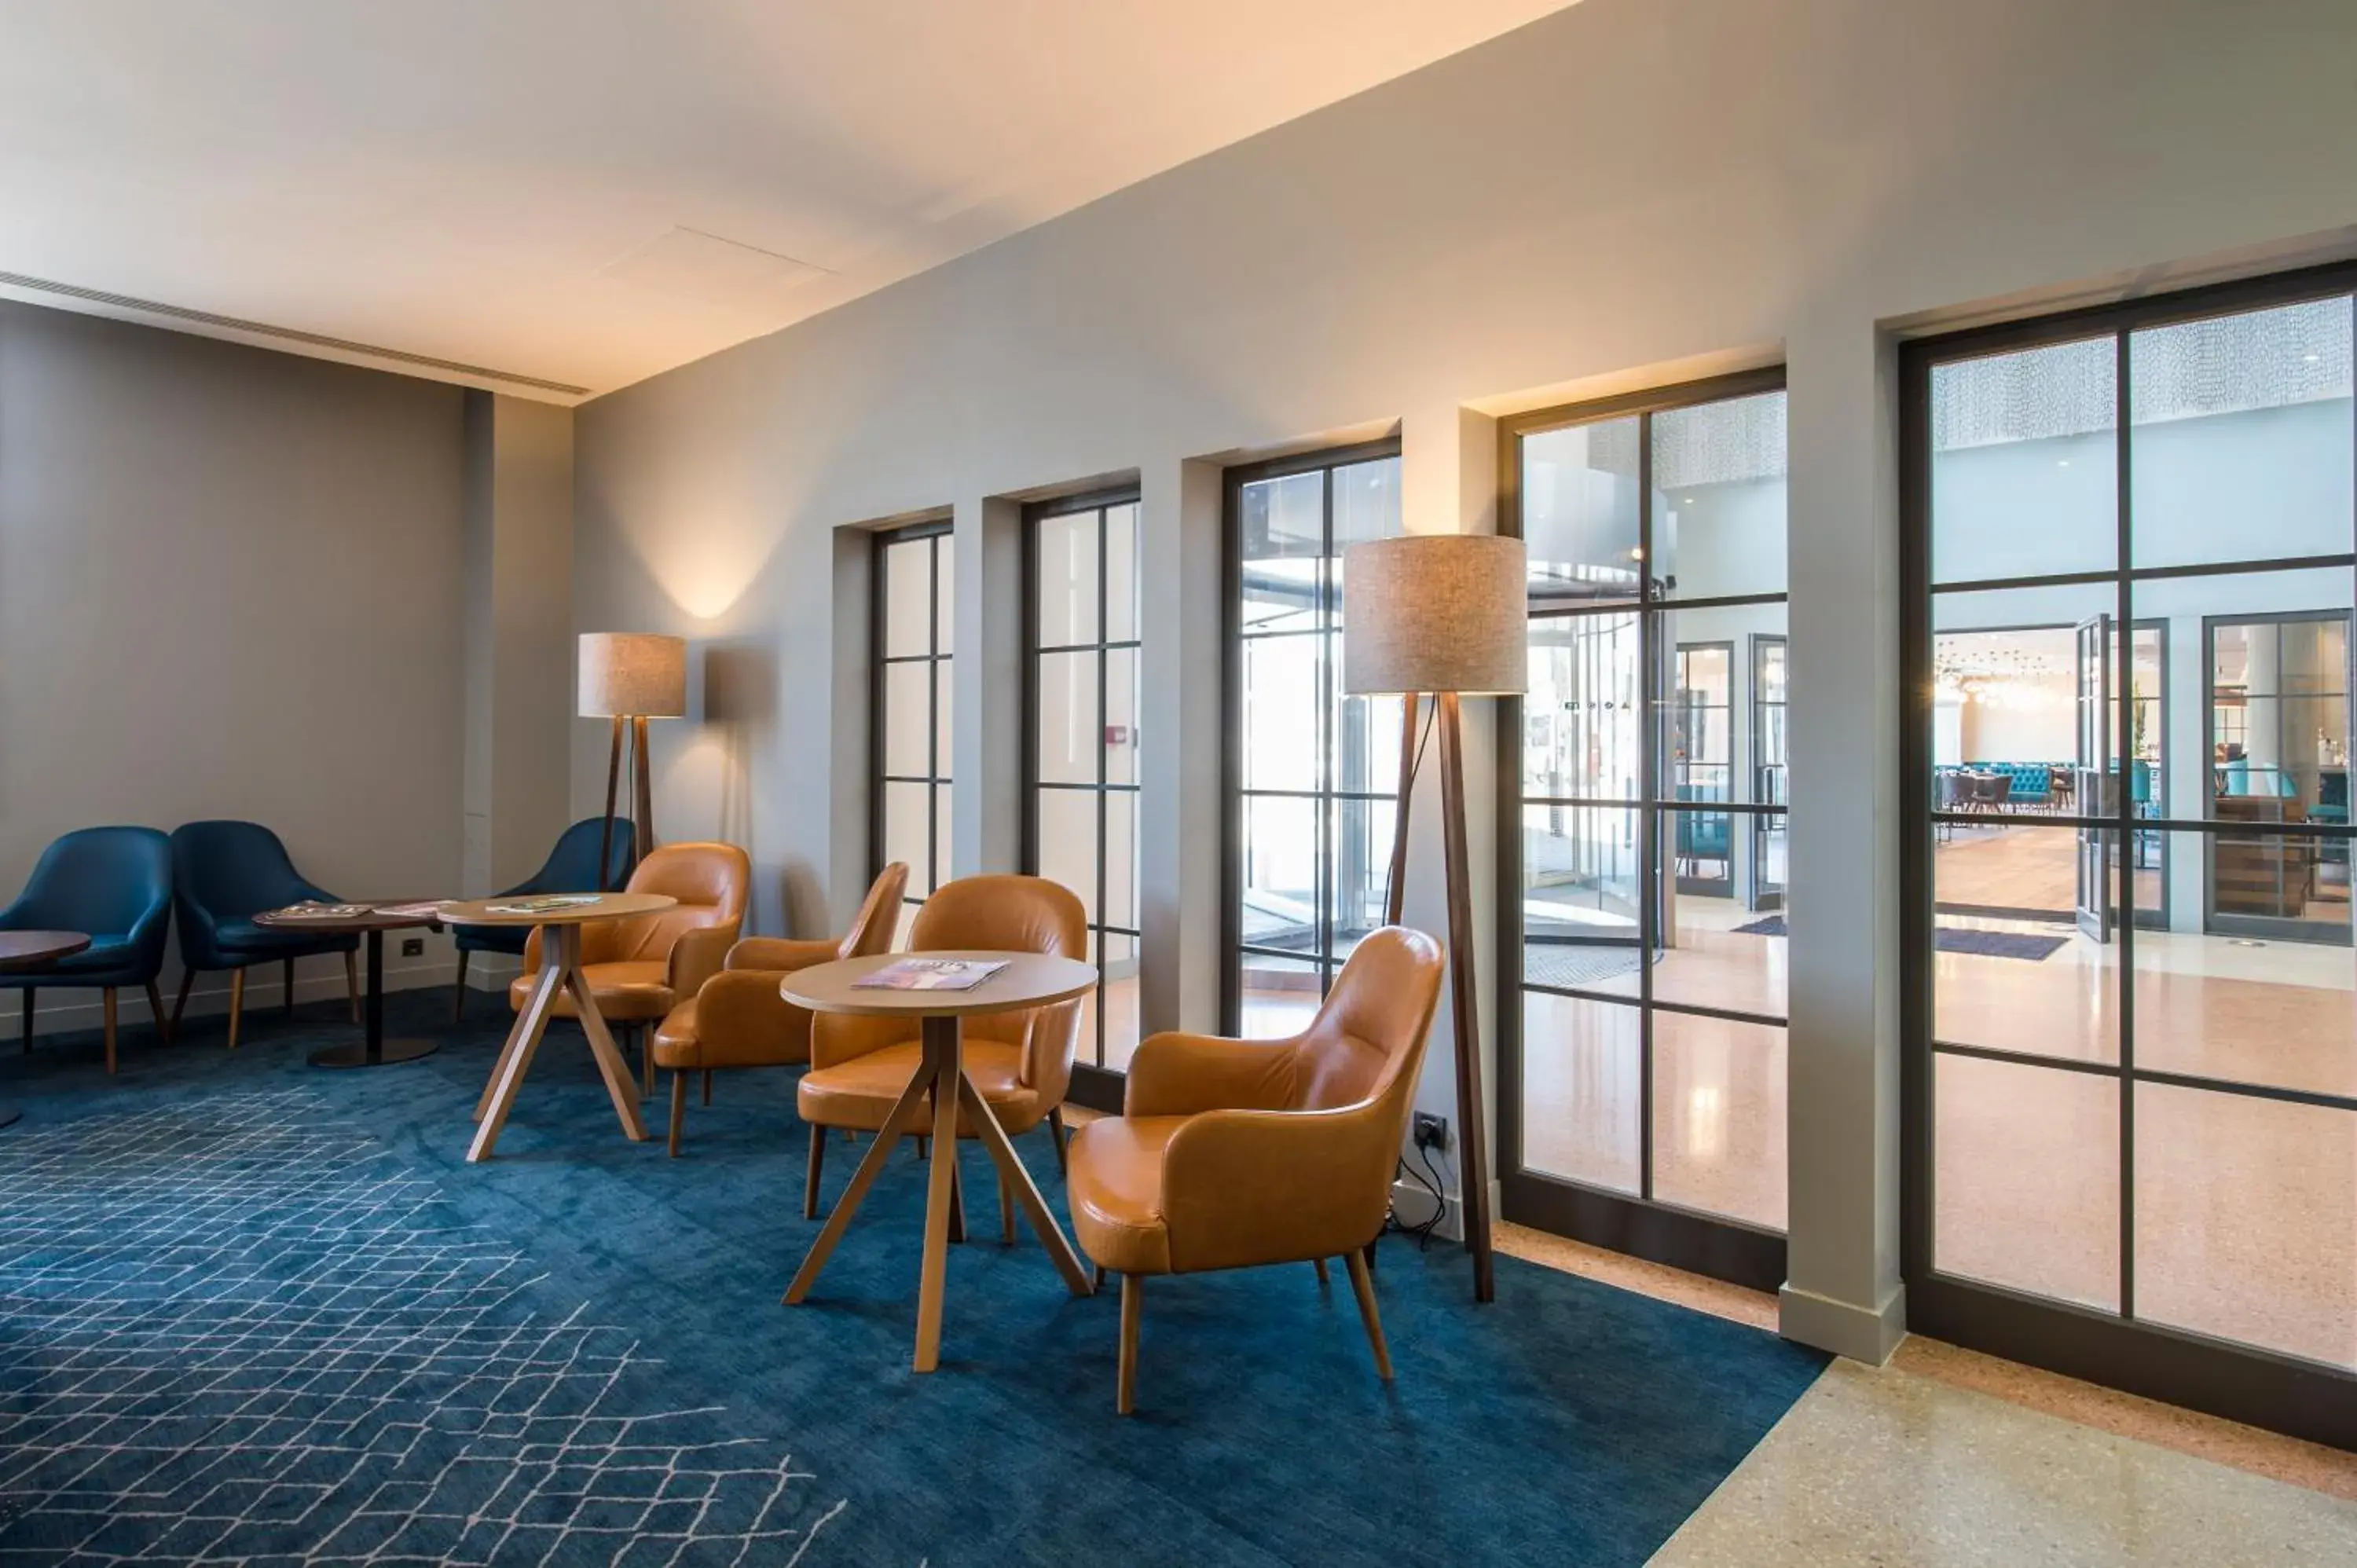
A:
343,951,359,1024
1117,1273,1142,1416
804,1122,827,1220
145,980,170,1045
227,968,246,1050
453,952,469,1022
1313,1257,1329,1287
1091,1262,1105,1291
1345,1249,1394,1381
640,1028,654,1097
19,987,31,1054
102,987,118,1076
1047,1105,1070,1175
702,1069,713,1106
998,1170,1016,1245
172,969,196,1031
284,958,297,1018
915,1135,929,1162
667,1072,687,1158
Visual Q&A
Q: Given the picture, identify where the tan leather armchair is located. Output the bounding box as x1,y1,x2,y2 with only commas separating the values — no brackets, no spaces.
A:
795,874,1084,1231
1065,925,1444,1413
650,863,907,1156
507,841,750,1093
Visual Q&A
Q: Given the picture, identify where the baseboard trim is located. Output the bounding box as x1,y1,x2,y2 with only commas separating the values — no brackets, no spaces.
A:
1779,1280,1907,1365
11,958,471,1036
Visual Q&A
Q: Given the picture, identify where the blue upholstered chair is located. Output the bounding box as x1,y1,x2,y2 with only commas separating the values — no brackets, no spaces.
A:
452,817,635,1020
1673,784,1732,877
170,821,359,1050
0,827,174,1075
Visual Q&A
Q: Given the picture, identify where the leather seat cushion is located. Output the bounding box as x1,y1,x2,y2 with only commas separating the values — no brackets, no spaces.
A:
797,1039,1043,1135
508,960,675,1022
1065,1116,1183,1277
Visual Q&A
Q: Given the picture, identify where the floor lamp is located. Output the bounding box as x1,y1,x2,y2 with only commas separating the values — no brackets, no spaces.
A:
1342,533,1527,1304
578,632,687,891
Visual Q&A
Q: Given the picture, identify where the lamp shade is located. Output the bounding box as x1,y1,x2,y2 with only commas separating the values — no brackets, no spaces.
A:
578,632,687,718
1342,533,1527,695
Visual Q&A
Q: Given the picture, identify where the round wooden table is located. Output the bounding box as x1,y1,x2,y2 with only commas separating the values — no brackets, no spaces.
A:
439,892,676,1163
779,950,1099,1372
254,905,444,1069
0,931,92,1130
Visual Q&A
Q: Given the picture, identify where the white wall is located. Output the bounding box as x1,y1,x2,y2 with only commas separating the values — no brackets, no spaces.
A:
569,0,2357,1362
0,301,474,1022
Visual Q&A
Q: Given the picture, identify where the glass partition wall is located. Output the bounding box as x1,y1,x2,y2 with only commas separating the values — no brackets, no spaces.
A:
1025,490,1143,1102
1903,268,2356,1450
873,520,955,947
1497,370,1791,1288
1223,441,1402,1034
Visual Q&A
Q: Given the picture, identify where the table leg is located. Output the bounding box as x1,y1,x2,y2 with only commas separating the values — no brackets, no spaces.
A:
912,1014,961,1372
959,1074,1093,1295
467,940,570,1163
783,1061,938,1304
310,929,437,1068
566,962,647,1141
475,960,558,1121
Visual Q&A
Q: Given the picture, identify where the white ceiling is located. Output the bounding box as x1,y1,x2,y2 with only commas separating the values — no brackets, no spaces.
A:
0,1,1580,402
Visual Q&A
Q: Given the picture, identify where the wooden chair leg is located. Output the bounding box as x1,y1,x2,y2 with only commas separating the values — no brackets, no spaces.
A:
19,987,31,1054
172,969,196,1031
1117,1273,1142,1416
1313,1257,1330,1287
145,980,170,1045
639,1027,654,1097
1047,1105,1070,1174
804,1122,827,1220
667,1072,687,1157
453,952,469,1022
1091,1262,1105,1291
227,968,246,1050
343,951,359,1023
284,958,296,1018
102,987,118,1076
998,1170,1016,1245
1346,1249,1395,1380
702,1069,713,1106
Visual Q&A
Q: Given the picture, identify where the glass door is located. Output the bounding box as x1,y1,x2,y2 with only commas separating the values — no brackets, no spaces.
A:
1749,636,1788,913
2074,614,2113,943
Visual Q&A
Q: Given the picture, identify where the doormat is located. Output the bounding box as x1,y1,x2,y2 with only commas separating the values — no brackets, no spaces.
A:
1734,914,2069,962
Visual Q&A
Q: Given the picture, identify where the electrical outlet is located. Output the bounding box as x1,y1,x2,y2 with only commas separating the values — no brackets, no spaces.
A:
1413,1112,1449,1152
400,938,423,957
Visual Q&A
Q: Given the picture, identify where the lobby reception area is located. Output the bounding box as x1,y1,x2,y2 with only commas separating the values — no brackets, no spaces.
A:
4,2,2357,1564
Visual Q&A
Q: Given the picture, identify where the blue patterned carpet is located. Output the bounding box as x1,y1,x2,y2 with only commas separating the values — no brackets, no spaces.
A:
0,989,1825,1566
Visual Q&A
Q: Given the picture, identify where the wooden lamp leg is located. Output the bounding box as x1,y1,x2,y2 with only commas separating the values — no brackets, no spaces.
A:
1435,692,1496,1302
599,715,624,890
632,713,655,862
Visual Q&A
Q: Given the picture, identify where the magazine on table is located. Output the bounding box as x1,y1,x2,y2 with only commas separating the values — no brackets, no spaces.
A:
482,894,604,916
852,958,1010,992
371,900,448,920
268,902,370,921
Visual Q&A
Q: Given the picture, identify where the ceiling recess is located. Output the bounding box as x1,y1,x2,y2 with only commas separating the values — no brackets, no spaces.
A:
0,270,591,397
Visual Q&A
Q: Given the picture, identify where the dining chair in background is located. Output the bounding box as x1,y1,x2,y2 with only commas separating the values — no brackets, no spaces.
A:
0,826,175,1074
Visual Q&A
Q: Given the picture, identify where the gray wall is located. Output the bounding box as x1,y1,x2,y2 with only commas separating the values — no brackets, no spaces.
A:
569,0,2357,1360
0,300,472,1020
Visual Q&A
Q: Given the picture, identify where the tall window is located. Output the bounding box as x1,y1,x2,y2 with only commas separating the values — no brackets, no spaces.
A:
1906,273,2355,1446
1025,492,1142,1075
1226,443,1402,1033
874,521,953,943
1501,372,1791,1287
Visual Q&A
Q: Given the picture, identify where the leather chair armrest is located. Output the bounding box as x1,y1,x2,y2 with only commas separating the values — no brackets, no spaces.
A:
667,922,738,1000
691,969,815,1063
1159,1105,1393,1274
726,936,841,973
809,1010,912,1072
1124,1031,1296,1118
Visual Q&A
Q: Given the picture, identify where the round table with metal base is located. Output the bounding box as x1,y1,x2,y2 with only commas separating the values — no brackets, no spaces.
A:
254,907,444,1071
0,930,94,1131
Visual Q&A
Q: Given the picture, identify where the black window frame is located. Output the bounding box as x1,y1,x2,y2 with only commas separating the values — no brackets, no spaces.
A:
1494,365,1793,1293
1899,259,2357,1453
1021,485,1144,1112
871,518,955,925
1220,436,1404,1035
